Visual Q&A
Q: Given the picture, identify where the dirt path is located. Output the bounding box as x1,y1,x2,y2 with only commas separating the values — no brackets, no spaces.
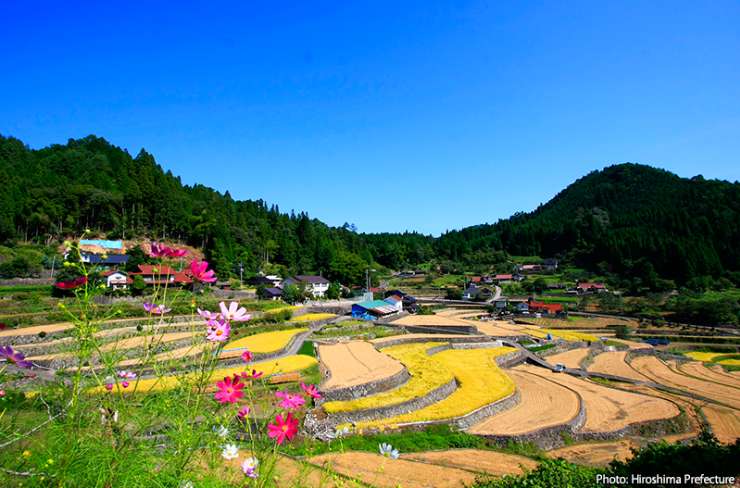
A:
630,356,740,409
548,439,637,466
309,452,477,488
675,361,740,389
546,348,590,369
400,449,537,476
527,367,680,433
319,341,405,390
588,351,650,382
468,367,580,436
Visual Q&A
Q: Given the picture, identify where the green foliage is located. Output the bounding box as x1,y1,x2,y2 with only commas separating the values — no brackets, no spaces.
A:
281,284,302,304
326,281,341,300
472,459,602,488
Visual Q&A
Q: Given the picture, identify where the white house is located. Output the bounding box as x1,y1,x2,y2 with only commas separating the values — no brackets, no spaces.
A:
103,271,132,290
283,275,331,298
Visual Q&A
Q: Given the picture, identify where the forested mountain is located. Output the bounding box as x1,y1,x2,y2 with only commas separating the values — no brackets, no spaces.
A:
435,164,740,285
1,134,739,286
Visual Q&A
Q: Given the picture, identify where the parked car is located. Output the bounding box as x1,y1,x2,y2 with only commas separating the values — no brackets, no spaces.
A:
553,363,566,372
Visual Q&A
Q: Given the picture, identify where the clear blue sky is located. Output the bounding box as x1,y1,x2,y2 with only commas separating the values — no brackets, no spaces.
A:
2,1,739,235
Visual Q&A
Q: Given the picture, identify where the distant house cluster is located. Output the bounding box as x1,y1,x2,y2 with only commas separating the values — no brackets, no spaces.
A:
252,274,332,300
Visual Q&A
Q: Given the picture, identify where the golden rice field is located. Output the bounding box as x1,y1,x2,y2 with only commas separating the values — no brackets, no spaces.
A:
223,328,307,354
352,346,516,429
322,342,453,414
94,354,318,393
291,313,336,323
684,351,740,366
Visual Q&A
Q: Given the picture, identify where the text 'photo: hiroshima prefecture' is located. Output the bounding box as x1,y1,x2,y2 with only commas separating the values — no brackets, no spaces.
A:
1,1,739,487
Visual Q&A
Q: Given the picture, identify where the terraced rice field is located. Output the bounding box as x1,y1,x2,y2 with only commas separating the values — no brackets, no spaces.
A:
545,347,590,369
319,341,404,390
588,351,650,381
352,346,516,429
291,313,336,323
475,322,524,336
400,449,537,476
517,316,639,330
702,404,740,443
98,354,318,393
322,342,453,414
547,440,637,466
391,315,474,327
468,366,580,436
222,328,307,356
526,367,680,433
309,452,478,488
675,361,740,389
610,338,652,350
525,329,598,342
369,334,488,347
630,356,740,409
27,330,200,362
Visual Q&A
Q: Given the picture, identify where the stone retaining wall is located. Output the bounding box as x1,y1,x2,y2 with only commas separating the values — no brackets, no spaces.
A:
320,378,458,425
319,367,411,402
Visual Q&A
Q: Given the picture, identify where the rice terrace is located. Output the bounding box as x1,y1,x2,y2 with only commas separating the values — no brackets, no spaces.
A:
3,2,740,487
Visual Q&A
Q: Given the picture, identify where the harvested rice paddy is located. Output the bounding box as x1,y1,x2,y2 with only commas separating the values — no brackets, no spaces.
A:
675,361,740,389
468,366,580,436
544,347,590,369
526,366,680,433
630,356,740,409
588,351,650,382
390,315,474,327
547,439,637,466
400,449,537,476
319,341,405,390
309,452,478,488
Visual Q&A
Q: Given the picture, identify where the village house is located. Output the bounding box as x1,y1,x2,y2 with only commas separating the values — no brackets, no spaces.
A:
527,298,565,316
128,264,192,286
542,258,559,272
576,282,608,294
282,275,331,298
101,270,132,290
259,287,283,300
351,297,402,320
80,252,130,269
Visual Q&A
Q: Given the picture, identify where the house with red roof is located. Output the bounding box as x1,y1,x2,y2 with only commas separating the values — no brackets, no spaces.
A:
128,264,192,286
527,298,565,316
576,282,608,294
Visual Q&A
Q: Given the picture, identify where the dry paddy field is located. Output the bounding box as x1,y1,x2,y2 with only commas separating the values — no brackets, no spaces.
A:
400,449,537,477
390,315,475,327
309,452,478,488
630,356,740,409
675,361,740,389
588,351,650,382
319,341,404,390
468,366,580,436
525,366,680,433
545,347,590,369
548,439,637,467
369,333,489,348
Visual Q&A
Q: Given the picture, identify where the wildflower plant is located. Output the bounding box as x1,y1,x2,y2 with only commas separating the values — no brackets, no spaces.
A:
0,235,321,487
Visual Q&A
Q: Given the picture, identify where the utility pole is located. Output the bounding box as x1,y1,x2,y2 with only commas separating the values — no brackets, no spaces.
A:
239,261,244,286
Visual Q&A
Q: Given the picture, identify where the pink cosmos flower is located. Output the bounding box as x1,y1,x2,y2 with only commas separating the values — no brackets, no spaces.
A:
206,319,230,342
267,413,299,445
0,345,32,369
105,383,114,391
241,457,259,479
0,389,5,398
300,383,322,400
219,301,251,322
197,308,219,321
54,276,88,290
214,376,244,404
239,369,264,381
189,260,217,283
143,302,171,315
117,370,136,388
237,405,251,419
275,391,305,410
150,242,167,258
241,350,253,363
167,248,188,258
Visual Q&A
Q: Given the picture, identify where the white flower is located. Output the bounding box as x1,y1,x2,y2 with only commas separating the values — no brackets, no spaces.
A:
379,442,399,459
179,481,194,488
241,457,259,478
221,443,239,460
215,425,229,438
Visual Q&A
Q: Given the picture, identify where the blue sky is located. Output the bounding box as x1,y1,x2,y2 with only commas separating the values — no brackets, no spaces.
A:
2,1,739,235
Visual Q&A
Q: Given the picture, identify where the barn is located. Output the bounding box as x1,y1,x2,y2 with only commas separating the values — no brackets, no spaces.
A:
351,298,402,320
